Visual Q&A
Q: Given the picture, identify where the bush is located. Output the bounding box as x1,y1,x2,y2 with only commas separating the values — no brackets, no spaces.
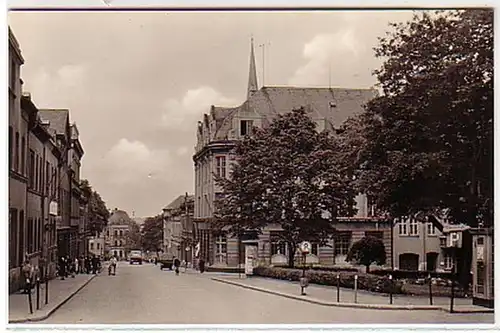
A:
286,265,359,273
253,266,404,294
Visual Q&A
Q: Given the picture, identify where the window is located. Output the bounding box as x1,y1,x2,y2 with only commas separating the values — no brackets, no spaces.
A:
107,230,109,237
97,243,100,250
34,154,38,190
215,156,226,178
9,209,18,268
9,127,13,170
270,232,287,255
311,243,319,256
439,237,446,247
114,240,118,246
10,59,16,90
21,136,25,175
477,261,485,294
14,132,19,172
426,223,437,236
114,230,118,237
240,120,253,136
119,230,123,237
335,232,352,256
409,218,419,236
365,231,384,240
398,217,408,235
444,253,453,270
90,243,94,250
119,250,123,258
215,234,227,263
27,218,33,254
118,240,122,246
113,250,117,256
45,161,50,194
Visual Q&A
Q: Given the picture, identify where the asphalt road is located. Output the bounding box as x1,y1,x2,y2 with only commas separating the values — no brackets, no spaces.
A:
40,263,494,324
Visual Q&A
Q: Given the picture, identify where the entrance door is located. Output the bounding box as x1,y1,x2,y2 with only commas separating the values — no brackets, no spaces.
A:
426,252,439,271
245,244,258,275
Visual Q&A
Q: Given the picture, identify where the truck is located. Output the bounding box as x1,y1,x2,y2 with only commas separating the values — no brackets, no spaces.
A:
129,250,143,265
158,253,174,270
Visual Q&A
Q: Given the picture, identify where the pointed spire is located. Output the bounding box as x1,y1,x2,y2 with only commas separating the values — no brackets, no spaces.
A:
247,36,258,99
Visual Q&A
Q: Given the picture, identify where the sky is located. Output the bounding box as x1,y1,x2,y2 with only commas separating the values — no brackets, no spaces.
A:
8,8,417,217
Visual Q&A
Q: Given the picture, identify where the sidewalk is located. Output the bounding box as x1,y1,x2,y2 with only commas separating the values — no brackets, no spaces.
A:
9,271,99,323
212,276,494,314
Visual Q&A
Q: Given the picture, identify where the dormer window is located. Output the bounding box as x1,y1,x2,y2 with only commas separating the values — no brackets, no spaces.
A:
240,120,253,136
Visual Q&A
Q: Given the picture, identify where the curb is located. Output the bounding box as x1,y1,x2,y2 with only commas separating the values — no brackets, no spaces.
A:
9,274,98,324
211,278,494,314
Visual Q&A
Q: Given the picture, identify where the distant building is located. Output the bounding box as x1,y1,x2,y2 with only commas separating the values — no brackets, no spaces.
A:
192,38,380,267
88,232,105,258
162,194,194,262
103,209,132,260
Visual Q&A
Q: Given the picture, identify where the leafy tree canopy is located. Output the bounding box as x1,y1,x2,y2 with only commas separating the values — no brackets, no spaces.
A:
357,10,493,226
80,179,110,235
346,236,387,273
214,108,358,267
141,215,163,252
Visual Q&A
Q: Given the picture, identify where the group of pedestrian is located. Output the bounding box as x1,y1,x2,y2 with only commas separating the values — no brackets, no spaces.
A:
57,255,101,280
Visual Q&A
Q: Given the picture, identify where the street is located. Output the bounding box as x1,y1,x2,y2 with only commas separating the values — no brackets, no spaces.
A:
37,263,493,324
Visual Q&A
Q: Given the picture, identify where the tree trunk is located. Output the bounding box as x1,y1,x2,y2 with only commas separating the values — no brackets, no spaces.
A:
287,243,296,268
366,264,370,274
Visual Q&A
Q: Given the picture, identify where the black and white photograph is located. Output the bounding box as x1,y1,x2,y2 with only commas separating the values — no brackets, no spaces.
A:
4,0,495,328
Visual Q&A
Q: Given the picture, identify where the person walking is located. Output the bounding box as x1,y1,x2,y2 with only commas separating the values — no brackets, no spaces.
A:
92,255,99,274
74,258,79,275
110,256,117,275
199,258,205,273
59,256,66,280
174,258,180,275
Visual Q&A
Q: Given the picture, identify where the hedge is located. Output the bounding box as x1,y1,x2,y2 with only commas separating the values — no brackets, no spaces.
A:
253,266,404,294
290,265,359,273
370,269,458,280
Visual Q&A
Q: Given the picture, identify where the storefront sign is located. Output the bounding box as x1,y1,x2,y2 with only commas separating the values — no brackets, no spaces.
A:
49,201,58,216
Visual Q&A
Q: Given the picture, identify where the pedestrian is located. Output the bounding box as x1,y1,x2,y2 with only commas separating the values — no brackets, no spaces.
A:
92,255,98,274
59,257,66,280
79,256,84,274
70,258,76,278
199,258,205,273
21,260,33,294
110,256,117,275
85,256,92,274
74,258,79,275
174,258,180,275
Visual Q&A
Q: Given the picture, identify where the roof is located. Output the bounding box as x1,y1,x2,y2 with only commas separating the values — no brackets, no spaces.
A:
38,109,69,136
211,86,378,140
163,194,194,211
108,209,132,225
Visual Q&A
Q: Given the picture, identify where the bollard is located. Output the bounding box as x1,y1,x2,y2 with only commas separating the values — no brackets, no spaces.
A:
450,275,455,313
354,275,358,303
36,278,40,310
45,275,49,305
27,278,33,314
389,274,393,304
428,273,433,305
336,274,340,303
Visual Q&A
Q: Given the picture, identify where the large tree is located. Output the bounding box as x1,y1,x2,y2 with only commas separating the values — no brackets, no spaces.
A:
346,236,387,273
124,221,142,252
357,10,493,226
80,179,110,235
214,108,357,267
141,215,163,252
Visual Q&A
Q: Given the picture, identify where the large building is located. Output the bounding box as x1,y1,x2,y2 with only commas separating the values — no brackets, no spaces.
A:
192,39,381,268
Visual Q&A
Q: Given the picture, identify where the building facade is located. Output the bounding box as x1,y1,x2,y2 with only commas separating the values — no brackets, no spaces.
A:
88,232,105,258
9,27,92,292
103,209,132,260
162,194,194,262
192,39,381,268
9,28,29,292
392,214,472,275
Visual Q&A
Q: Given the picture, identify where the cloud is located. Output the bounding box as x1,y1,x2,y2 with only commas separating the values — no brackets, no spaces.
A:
160,86,237,130
99,138,171,185
176,146,189,156
288,30,374,88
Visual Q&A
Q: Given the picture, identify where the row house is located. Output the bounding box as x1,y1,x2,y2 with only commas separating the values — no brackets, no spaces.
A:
8,27,89,292
192,38,382,268
162,194,194,263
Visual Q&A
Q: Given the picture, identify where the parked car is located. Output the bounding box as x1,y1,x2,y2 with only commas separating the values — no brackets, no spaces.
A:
129,250,143,265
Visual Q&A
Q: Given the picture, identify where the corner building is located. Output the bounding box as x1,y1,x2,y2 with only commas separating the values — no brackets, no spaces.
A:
193,39,382,268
